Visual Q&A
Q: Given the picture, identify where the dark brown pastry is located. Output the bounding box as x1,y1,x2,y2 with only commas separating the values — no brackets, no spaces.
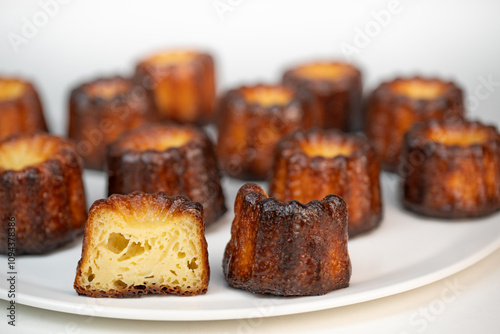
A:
107,124,226,225
216,84,309,180
68,76,154,170
283,61,362,131
269,129,382,237
401,119,500,218
0,77,48,140
365,76,464,172
223,183,351,296
0,133,86,255
74,192,210,297
134,50,216,124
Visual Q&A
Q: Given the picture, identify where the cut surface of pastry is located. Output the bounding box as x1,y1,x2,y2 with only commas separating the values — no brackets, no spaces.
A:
74,192,209,297
283,61,362,131
107,124,226,225
134,49,216,124
68,76,154,170
0,77,48,140
0,133,86,255
216,84,309,180
269,129,382,237
223,183,351,296
401,120,500,218
365,76,464,172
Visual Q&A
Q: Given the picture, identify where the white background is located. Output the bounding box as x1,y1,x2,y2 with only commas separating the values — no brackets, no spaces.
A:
1,1,500,333
1,0,499,134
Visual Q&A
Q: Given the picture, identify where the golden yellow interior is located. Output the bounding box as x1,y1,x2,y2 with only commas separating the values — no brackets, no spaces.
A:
294,63,349,81
392,80,446,100
427,127,490,146
0,136,58,171
300,139,354,158
122,129,194,151
75,202,207,294
241,86,293,107
85,79,130,100
147,51,197,66
0,79,27,102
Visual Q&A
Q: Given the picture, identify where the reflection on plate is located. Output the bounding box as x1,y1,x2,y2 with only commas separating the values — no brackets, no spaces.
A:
1,171,499,321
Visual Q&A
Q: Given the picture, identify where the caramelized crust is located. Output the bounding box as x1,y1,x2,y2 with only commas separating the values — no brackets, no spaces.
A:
74,192,209,297
216,84,309,180
269,129,382,237
0,133,86,254
134,50,216,124
283,61,362,131
107,124,226,225
68,76,154,170
365,76,464,172
401,120,500,218
0,77,48,140
223,184,351,296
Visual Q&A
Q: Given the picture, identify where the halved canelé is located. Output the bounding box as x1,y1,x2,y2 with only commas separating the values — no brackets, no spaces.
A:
107,124,226,225
68,76,154,170
223,184,351,296
0,77,48,140
365,76,464,172
269,129,382,237
74,192,210,297
216,84,310,180
401,120,500,218
134,50,216,124
282,61,362,131
0,133,86,255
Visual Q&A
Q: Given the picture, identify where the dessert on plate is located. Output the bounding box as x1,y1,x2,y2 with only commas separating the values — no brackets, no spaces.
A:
74,192,210,297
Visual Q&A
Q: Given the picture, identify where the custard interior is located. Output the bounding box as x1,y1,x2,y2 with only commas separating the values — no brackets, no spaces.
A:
0,79,27,102
241,86,293,107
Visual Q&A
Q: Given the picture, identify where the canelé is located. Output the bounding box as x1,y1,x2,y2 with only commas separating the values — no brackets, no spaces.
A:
0,77,48,140
216,84,308,180
134,50,216,124
365,76,464,172
223,183,351,296
401,120,500,218
0,133,86,255
283,61,362,131
74,192,210,297
107,124,226,225
68,76,154,170
269,129,382,237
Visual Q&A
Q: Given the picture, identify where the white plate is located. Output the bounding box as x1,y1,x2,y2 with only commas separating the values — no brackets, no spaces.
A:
1,170,500,321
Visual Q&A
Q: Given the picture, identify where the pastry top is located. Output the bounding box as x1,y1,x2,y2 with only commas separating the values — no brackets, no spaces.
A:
137,49,212,69
370,76,463,112
70,76,143,107
404,119,500,153
274,128,374,163
108,123,211,155
218,83,305,114
283,61,361,92
0,132,81,173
